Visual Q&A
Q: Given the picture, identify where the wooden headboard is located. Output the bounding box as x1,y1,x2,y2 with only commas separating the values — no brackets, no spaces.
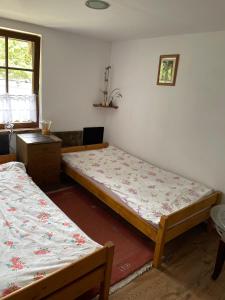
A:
0,154,16,164
61,143,108,154
53,131,83,147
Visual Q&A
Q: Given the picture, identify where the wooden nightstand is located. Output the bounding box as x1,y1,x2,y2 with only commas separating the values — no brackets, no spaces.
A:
16,133,62,188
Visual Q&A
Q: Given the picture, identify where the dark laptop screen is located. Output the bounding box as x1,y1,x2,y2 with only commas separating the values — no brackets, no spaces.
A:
83,127,104,145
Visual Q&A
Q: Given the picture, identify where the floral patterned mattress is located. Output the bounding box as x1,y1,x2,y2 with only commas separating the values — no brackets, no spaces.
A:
62,145,213,227
0,162,101,298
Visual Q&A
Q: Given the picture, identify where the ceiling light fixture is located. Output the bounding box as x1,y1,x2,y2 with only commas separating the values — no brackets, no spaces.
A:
85,0,110,10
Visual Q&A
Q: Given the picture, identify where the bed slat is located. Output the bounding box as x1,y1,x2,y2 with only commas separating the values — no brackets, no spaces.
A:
166,192,221,228
166,209,210,242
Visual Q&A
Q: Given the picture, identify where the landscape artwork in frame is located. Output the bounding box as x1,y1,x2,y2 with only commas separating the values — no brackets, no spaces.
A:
157,54,179,86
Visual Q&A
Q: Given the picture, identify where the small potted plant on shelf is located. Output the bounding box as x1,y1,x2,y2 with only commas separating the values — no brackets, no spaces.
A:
108,88,122,107
96,65,122,108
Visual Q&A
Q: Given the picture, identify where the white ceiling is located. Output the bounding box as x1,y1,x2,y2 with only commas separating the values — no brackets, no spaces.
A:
0,0,225,41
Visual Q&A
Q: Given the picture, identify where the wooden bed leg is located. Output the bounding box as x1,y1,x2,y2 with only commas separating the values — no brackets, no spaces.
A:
153,216,168,268
99,242,114,300
206,192,221,233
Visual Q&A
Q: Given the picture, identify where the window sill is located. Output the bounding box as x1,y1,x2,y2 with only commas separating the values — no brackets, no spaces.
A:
0,128,41,134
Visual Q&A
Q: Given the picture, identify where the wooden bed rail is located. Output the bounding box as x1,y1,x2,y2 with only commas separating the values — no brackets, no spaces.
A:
166,192,221,228
61,143,109,154
2,242,114,300
0,154,16,164
153,191,221,268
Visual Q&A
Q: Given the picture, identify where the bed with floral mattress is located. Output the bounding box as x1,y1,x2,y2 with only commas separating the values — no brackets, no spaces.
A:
62,143,221,268
0,159,114,300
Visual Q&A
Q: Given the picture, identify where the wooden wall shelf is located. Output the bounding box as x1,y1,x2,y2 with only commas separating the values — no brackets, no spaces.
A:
93,104,118,109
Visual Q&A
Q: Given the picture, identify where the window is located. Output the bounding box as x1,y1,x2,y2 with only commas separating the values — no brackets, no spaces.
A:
0,29,40,128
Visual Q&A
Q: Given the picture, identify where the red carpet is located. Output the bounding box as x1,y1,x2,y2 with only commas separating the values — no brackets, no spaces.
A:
48,184,154,286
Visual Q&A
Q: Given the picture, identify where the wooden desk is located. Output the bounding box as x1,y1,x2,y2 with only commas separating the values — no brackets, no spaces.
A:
16,133,62,188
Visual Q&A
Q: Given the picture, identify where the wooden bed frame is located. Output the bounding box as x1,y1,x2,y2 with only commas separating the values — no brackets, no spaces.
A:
61,143,221,268
0,154,16,164
0,154,114,300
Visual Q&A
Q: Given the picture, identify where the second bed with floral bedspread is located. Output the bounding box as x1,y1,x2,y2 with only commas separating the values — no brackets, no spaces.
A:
62,145,213,227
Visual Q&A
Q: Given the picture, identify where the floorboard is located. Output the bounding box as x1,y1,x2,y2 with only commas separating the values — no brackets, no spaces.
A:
110,225,225,300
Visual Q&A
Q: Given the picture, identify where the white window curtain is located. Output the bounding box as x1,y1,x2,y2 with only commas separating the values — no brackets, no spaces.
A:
0,94,36,124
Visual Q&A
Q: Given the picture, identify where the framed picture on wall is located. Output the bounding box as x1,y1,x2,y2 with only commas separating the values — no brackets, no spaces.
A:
157,54,179,86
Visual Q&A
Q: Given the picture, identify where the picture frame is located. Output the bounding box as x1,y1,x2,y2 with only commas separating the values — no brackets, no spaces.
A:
157,54,179,86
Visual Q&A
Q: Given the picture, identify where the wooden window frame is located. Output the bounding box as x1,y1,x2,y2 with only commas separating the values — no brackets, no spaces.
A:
0,28,40,129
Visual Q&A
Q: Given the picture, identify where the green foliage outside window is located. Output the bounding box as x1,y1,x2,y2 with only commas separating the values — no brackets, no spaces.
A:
0,37,33,80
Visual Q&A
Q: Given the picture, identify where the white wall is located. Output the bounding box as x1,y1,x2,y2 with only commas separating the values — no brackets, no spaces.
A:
105,31,225,196
0,17,111,131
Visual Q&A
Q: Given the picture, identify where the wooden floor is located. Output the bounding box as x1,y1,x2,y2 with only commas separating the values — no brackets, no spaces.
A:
110,225,225,300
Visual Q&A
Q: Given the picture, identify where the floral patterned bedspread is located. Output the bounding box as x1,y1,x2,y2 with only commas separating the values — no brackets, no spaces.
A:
0,162,101,298
62,146,212,226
